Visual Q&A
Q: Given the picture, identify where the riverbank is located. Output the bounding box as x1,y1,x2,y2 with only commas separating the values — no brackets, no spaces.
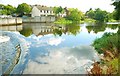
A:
54,18,96,24
0,18,22,26
87,31,119,75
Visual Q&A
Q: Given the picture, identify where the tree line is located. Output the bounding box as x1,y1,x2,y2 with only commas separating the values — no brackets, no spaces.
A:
0,1,120,21
0,3,31,17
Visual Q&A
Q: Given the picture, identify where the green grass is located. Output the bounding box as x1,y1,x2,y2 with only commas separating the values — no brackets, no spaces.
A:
54,18,72,24
84,18,96,23
108,19,117,22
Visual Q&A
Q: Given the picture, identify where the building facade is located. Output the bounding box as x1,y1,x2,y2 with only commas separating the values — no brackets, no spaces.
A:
31,5,55,17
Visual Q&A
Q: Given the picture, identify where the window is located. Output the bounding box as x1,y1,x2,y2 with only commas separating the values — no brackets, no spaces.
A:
47,10,49,13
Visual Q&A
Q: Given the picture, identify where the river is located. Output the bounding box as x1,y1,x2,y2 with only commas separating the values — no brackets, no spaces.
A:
0,23,119,74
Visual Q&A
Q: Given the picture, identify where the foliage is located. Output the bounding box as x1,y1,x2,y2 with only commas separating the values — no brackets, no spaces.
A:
85,8,112,22
94,8,108,22
112,1,120,20
54,18,72,24
55,7,84,23
0,4,16,15
53,6,64,14
65,8,83,22
86,8,95,19
53,23,80,36
84,18,96,23
20,27,32,37
92,32,118,54
88,27,120,74
86,23,119,34
66,24,80,35
16,3,31,16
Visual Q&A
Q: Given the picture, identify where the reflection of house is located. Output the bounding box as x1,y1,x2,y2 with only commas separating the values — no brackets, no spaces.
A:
22,23,66,36
31,5,55,17
34,25,66,36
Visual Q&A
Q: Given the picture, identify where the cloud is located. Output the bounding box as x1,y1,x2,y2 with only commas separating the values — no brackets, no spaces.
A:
23,45,99,74
48,37,65,46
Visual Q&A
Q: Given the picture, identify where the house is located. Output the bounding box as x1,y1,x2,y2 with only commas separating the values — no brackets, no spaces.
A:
31,5,55,17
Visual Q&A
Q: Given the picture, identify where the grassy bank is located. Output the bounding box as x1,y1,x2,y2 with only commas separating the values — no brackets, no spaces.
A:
84,18,96,23
87,31,119,75
54,18,72,24
54,18,97,24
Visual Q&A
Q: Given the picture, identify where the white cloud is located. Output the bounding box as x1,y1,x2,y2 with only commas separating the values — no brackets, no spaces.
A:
48,37,65,46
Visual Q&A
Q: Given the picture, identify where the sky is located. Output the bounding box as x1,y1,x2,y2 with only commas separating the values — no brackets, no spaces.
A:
0,0,115,13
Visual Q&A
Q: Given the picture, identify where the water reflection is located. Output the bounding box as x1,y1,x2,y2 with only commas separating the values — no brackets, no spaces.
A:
53,24,80,36
86,23,119,34
24,45,99,74
0,25,23,32
20,23,80,37
0,23,119,74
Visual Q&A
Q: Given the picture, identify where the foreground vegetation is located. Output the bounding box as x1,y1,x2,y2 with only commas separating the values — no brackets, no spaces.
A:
86,27,119,75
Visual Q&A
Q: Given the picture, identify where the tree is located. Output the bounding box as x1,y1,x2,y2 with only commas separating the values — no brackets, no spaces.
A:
0,4,16,15
53,6,64,14
94,8,108,22
4,5,16,15
86,8,95,19
112,1,120,20
16,3,31,16
65,8,83,22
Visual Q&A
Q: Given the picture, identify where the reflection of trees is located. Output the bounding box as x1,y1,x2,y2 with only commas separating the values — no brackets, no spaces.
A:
65,24,80,35
19,26,32,37
53,24,80,36
86,23,119,34
53,28,63,36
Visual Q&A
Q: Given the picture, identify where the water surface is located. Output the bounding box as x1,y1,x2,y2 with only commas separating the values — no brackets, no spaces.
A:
0,23,119,74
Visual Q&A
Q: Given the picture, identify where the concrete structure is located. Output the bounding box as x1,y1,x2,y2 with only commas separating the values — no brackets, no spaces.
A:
31,5,55,17
22,16,55,23
0,18,22,25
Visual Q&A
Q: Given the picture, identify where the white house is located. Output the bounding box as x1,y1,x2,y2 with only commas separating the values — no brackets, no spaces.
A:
31,5,55,17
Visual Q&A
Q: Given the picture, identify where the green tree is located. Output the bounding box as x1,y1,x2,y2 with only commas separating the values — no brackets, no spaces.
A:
86,8,95,19
0,4,16,15
65,8,83,22
5,5,16,15
112,1,120,20
53,6,64,14
94,8,108,22
16,3,31,16
0,4,5,14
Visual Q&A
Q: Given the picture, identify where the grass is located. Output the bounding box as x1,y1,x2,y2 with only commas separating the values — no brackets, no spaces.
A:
54,18,72,24
91,32,119,74
84,18,96,23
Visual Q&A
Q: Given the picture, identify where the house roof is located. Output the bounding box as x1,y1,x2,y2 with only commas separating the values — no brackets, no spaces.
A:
33,5,53,11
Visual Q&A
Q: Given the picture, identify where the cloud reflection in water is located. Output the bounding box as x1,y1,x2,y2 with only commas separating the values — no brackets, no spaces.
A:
24,45,99,74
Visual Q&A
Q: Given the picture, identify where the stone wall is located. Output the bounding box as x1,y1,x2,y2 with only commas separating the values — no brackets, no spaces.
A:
22,16,55,23
0,18,22,25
